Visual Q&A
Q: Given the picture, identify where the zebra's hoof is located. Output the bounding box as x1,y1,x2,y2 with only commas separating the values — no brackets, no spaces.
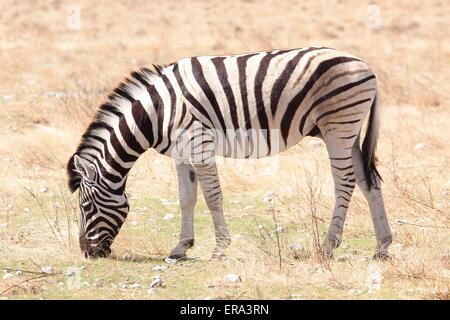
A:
321,249,334,260
211,248,227,260
372,252,391,261
211,253,226,260
167,253,187,261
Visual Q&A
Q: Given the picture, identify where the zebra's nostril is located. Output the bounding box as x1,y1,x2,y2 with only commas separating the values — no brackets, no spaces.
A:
84,251,88,258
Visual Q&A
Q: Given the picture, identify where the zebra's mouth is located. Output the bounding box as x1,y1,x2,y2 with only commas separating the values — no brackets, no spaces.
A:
84,245,112,259
80,237,113,259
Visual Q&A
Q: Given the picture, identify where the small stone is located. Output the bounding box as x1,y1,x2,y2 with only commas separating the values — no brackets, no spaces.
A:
3,273,13,280
23,208,30,213
274,226,285,233
130,221,138,226
163,213,174,221
66,269,75,277
57,282,64,286
244,205,256,210
367,264,383,291
414,143,425,151
3,94,15,102
122,253,131,260
165,257,177,265
309,140,323,148
230,200,240,204
129,283,141,289
290,293,302,300
225,274,241,283
160,198,171,206
15,270,23,276
152,265,167,271
39,187,48,193
55,92,66,99
148,275,165,292
263,192,275,203
41,266,53,274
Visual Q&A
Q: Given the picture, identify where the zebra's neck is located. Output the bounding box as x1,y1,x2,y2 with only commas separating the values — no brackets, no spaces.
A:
68,66,174,192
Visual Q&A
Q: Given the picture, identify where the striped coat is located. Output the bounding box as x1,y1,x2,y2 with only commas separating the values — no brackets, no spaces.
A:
68,47,392,260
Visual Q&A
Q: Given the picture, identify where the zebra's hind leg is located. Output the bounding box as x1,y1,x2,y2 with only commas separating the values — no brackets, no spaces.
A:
351,141,392,259
168,162,198,260
321,132,359,258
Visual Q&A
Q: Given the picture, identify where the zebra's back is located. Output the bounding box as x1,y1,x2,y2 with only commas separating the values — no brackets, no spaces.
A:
171,47,377,159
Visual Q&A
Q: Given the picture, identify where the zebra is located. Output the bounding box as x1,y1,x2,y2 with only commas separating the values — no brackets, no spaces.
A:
67,47,393,260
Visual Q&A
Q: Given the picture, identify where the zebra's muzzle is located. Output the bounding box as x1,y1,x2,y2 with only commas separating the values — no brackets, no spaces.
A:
79,236,112,259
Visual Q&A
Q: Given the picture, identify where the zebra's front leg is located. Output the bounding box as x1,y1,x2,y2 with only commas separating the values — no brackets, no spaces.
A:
168,162,198,260
192,161,231,259
322,136,357,258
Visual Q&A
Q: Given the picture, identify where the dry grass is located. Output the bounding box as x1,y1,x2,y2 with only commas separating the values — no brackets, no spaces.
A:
0,0,449,299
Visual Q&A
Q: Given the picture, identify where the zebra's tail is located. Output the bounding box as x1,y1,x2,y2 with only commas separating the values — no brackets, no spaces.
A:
361,93,382,189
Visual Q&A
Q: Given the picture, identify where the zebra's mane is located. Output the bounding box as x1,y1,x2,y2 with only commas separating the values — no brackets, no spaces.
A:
67,64,168,193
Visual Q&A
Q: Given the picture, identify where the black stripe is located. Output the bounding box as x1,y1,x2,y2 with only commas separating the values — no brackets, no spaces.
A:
83,133,128,177
113,86,135,103
178,102,187,127
103,144,128,177
254,52,278,154
131,71,151,87
173,64,214,127
325,119,361,125
317,98,372,122
118,116,145,154
270,48,325,116
237,54,258,130
109,131,138,163
97,208,126,226
131,100,154,147
332,164,353,171
92,157,121,184
337,189,353,197
159,76,177,154
339,183,356,189
148,85,164,148
211,57,239,130
300,75,375,134
281,56,360,143
330,156,352,160
99,103,122,117
344,171,355,177
339,134,358,140
191,57,227,133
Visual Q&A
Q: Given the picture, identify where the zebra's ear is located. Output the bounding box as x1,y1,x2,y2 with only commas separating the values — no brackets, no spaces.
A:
73,155,95,182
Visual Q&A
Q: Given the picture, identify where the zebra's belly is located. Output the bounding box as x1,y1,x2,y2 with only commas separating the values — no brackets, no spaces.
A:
214,128,304,159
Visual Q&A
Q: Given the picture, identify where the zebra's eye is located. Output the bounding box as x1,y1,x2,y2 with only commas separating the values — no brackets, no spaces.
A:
81,201,91,210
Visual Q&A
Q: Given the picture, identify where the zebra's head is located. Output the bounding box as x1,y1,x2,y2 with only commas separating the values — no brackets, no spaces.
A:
68,154,129,258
